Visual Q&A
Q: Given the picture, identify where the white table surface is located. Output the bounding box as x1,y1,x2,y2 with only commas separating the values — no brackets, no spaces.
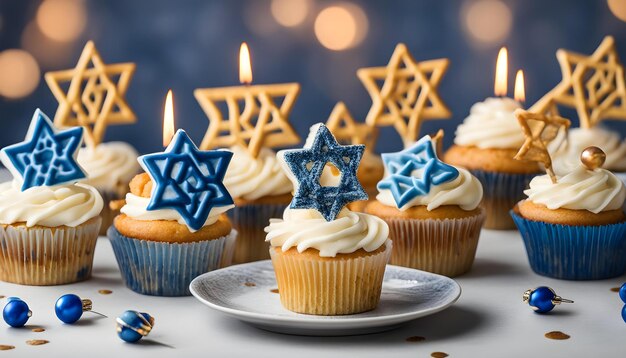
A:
1,229,625,357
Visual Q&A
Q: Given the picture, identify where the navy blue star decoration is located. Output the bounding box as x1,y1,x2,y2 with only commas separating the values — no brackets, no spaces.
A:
139,129,234,232
0,109,86,191
280,123,367,221
378,135,459,208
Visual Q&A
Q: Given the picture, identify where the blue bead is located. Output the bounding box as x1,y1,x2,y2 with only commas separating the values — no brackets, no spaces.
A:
116,310,154,343
55,294,83,324
622,305,626,323
3,297,30,327
528,286,556,313
619,283,626,304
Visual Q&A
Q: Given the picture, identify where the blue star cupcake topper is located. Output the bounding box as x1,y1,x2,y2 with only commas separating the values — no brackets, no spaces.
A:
0,109,86,191
139,129,234,232
280,123,367,221
378,135,459,208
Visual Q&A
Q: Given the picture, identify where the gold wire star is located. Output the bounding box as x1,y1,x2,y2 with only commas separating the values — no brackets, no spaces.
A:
529,36,626,128
514,109,571,183
44,41,136,148
325,101,378,151
357,43,451,146
194,83,301,158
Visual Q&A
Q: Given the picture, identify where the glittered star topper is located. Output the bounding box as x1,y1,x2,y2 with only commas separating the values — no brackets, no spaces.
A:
378,134,459,209
325,101,378,151
529,36,626,128
514,109,571,183
0,109,86,191
45,41,136,148
139,129,234,232
357,43,451,147
279,123,367,221
194,83,301,158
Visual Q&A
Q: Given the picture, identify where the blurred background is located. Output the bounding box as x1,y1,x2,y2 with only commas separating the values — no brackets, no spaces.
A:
0,0,626,154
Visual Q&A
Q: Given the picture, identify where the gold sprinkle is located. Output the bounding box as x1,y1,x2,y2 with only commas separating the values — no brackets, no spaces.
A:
98,289,113,295
0,345,15,350
406,336,426,342
0,295,5,299
270,288,279,294
31,328,45,333
26,340,49,346
244,282,256,287
610,287,621,292
545,331,570,340
431,352,448,358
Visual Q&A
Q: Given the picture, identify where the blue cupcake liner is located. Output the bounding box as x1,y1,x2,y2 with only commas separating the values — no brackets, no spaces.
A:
107,226,236,296
511,211,626,280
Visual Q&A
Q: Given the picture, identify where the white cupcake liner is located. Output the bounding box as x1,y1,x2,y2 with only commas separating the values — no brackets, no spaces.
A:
0,217,102,285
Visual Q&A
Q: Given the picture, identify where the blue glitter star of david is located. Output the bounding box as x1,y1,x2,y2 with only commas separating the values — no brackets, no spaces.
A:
0,109,86,191
378,135,459,208
281,123,367,221
139,129,234,232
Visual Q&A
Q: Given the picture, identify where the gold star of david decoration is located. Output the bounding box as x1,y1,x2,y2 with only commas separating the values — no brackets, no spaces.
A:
325,101,378,151
44,41,136,148
529,36,626,129
357,43,451,146
194,83,301,158
514,109,571,183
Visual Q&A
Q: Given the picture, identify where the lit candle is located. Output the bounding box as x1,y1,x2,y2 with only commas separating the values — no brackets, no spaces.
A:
514,70,525,103
494,47,508,96
239,42,253,85
163,89,175,147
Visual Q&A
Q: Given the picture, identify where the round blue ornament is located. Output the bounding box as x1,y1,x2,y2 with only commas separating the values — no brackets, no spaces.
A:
116,310,155,343
55,294,93,324
3,297,31,327
523,286,573,313
619,283,626,304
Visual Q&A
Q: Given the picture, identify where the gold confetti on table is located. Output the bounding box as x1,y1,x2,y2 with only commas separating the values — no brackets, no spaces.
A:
270,288,279,294
431,352,449,358
0,345,15,351
545,331,570,340
610,287,621,292
31,328,45,333
244,282,256,287
26,340,49,346
98,289,113,295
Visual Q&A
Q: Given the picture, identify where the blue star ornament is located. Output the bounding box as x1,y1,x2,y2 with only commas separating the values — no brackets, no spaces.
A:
378,135,459,208
281,123,367,221
0,109,86,191
139,129,234,231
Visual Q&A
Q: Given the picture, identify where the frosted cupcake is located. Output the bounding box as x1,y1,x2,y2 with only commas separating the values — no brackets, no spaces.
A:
108,129,237,296
266,124,391,315
366,134,485,277
0,110,103,285
444,97,540,229
512,147,626,280
78,142,139,235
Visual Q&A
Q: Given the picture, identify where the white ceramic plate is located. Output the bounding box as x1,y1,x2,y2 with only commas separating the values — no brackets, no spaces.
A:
190,260,461,336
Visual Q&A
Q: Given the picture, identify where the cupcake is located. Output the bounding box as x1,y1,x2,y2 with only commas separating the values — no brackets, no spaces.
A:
444,97,541,229
0,110,103,285
266,124,391,315
77,142,140,235
366,133,485,277
108,129,237,296
223,145,293,264
512,146,626,280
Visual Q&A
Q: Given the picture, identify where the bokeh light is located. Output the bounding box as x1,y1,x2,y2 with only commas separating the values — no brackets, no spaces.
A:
0,49,41,99
36,0,87,42
608,0,626,22
462,0,512,45
271,0,310,27
21,21,74,69
314,3,368,51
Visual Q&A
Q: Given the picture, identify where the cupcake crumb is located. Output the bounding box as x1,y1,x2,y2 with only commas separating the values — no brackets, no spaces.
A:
26,340,49,346
431,352,448,358
545,331,570,340
406,336,425,342
98,289,113,295
244,282,256,287
0,345,15,351
31,328,45,333
610,287,620,292
270,288,279,294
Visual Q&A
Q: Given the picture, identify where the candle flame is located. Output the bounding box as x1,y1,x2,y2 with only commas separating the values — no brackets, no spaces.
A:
514,69,525,102
163,89,175,147
239,42,253,85
494,47,508,96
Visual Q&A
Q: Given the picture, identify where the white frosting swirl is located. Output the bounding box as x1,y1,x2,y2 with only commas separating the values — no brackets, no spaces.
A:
120,193,234,232
377,167,483,211
454,97,524,149
0,180,103,227
265,208,389,257
550,127,626,175
524,166,626,213
223,146,292,200
77,142,139,194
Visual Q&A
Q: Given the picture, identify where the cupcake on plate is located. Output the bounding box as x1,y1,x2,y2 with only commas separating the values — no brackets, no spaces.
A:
512,146,626,280
266,124,391,315
365,133,485,277
444,97,541,230
108,129,237,296
0,110,103,285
